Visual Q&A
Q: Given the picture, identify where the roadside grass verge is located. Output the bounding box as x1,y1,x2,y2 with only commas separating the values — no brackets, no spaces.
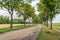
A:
38,25,60,40
0,24,34,34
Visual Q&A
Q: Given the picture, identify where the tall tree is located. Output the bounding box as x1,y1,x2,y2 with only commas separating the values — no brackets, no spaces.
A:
37,2,49,27
37,0,58,29
39,0,57,30
16,3,35,26
42,0,57,30
0,0,24,28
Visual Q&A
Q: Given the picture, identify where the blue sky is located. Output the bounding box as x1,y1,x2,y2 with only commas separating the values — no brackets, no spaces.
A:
0,0,60,23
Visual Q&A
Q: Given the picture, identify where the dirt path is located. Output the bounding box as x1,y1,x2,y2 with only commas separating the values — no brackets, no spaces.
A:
0,24,33,28
0,24,42,40
0,24,23,28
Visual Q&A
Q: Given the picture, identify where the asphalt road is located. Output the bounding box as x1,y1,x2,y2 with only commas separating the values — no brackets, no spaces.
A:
0,24,42,40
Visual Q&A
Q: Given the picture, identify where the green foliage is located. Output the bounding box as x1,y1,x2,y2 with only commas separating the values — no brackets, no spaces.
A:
42,0,57,18
0,15,10,24
38,13,47,23
0,0,35,24
17,3,35,17
37,0,58,28
37,1,49,24
16,3,35,24
13,19,24,24
0,0,26,28
32,15,41,24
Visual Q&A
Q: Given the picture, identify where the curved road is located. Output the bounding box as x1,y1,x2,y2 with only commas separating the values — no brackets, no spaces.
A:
0,24,42,40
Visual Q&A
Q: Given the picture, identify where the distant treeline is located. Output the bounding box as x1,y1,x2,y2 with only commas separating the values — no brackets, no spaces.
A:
0,15,30,24
0,15,10,24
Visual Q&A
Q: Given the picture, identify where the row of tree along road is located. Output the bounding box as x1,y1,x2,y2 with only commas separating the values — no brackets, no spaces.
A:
37,0,60,30
0,0,36,29
0,0,60,30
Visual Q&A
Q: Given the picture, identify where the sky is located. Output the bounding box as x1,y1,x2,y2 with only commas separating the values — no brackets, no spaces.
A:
0,0,60,23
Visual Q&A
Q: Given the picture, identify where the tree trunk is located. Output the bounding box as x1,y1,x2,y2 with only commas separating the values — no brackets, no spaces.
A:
24,17,25,27
50,12,53,30
29,18,31,26
46,14,48,27
46,20,48,27
10,9,13,29
50,17,52,30
10,14,13,29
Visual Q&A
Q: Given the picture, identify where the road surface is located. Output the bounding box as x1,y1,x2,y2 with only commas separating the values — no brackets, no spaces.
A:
0,24,42,40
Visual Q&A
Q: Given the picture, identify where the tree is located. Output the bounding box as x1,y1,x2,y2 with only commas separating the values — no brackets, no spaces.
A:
37,2,49,27
38,0,57,30
38,12,47,24
0,0,24,28
42,0,57,30
16,3,35,26
37,0,58,29
32,15,41,24
23,3,35,25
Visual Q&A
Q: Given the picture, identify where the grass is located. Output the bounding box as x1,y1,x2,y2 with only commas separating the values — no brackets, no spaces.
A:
38,25,60,40
0,25,34,34
52,24,60,30
48,23,60,30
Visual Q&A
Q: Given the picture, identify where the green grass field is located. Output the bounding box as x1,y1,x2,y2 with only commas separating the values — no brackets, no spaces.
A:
52,24,60,30
0,25,33,34
48,23,60,30
38,25,60,40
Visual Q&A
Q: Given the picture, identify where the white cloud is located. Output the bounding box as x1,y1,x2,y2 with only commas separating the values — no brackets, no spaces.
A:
52,14,60,23
0,9,18,19
0,9,9,16
31,0,39,15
